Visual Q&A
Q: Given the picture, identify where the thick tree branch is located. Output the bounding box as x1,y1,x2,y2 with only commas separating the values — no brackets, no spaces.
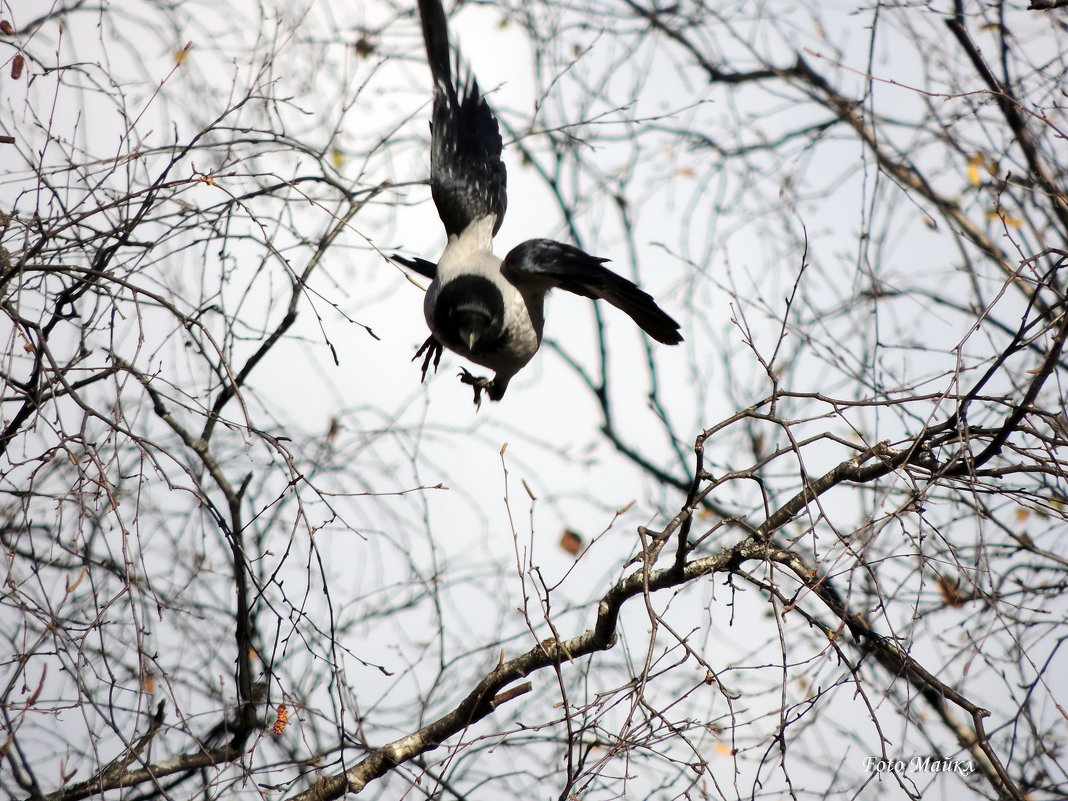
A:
293,539,757,800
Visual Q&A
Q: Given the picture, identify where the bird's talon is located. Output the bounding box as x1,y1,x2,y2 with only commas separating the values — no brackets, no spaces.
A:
413,336,444,382
457,367,492,408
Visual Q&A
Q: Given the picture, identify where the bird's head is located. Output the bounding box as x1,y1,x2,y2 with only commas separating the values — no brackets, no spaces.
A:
433,275,506,355
452,304,496,351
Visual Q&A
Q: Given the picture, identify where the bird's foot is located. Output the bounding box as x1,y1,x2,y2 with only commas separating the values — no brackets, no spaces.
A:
413,336,444,382
457,367,493,409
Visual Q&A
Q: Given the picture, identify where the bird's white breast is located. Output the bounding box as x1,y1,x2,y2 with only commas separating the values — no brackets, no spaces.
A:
427,215,545,374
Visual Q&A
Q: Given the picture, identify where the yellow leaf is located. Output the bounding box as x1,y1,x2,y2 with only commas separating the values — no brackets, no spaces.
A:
985,208,1022,228
966,153,984,186
66,567,88,593
175,43,192,66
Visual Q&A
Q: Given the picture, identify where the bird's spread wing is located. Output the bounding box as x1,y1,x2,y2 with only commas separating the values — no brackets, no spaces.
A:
418,0,507,238
501,239,683,345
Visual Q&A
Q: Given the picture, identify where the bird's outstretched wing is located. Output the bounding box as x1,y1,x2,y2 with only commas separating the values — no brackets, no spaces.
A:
418,0,507,238
501,239,683,345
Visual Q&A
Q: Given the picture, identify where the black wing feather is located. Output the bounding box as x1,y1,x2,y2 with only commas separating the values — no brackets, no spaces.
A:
418,0,507,238
390,253,437,280
501,239,683,345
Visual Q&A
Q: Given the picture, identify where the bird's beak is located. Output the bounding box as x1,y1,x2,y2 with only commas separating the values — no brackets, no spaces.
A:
466,332,478,350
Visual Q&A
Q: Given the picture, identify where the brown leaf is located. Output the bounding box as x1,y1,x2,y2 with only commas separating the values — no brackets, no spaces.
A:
937,574,966,608
272,703,288,734
559,529,583,555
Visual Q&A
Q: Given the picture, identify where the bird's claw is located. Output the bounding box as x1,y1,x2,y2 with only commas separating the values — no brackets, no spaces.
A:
457,367,493,409
413,336,444,382
412,340,492,407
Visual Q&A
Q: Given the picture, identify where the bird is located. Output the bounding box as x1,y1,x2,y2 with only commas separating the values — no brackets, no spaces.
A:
393,0,682,406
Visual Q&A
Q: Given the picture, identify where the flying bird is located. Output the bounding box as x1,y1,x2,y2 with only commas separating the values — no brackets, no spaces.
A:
393,0,682,405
